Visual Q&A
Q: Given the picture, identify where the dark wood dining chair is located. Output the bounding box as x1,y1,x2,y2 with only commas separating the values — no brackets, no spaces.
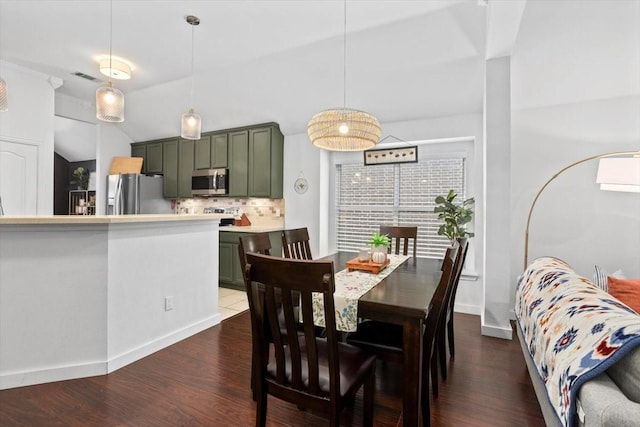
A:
238,233,273,279
379,225,418,257
346,247,457,427
238,233,274,400
244,253,376,427
430,239,468,397
282,227,313,260
437,238,469,380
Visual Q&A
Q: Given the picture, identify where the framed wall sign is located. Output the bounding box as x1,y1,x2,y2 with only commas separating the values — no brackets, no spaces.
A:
364,146,418,166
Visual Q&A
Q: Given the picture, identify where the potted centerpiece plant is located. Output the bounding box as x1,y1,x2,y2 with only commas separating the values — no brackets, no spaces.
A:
368,231,391,263
434,189,475,246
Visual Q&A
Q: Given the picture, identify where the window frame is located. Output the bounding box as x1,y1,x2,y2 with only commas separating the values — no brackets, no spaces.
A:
328,137,476,272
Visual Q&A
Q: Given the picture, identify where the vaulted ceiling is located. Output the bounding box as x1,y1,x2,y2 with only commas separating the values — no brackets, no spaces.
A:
1,0,638,149
1,0,486,141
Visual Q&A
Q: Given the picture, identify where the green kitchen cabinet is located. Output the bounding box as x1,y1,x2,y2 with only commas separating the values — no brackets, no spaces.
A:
130,122,282,200
130,140,162,174
227,124,283,198
218,230,283,290
131,144,146,173
162,139,179,198
145,142,163,173
210,132,228,168
228,130,249,197
248,126,283,198
178,139,195,198
218,242,236,284
194,136,212,170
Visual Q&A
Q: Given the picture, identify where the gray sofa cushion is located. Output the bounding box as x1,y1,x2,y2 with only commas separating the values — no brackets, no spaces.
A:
577,372,640,427
607,346,640,403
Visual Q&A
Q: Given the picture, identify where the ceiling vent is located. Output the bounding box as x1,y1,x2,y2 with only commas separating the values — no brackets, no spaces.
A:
72,71,103,83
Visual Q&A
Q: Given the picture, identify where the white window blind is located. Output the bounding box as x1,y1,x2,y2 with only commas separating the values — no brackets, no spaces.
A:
336,157,466,258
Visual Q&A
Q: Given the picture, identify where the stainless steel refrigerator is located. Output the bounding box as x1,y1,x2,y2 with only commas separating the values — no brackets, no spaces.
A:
106,174,173,215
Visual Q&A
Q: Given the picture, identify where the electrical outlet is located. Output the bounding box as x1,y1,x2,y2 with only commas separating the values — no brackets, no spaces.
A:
165,296,174,311
275,208,281,217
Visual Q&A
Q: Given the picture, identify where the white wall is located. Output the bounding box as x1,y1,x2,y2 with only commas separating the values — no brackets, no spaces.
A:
0,61,61,214
0,219,220,389
282,132,324,258
0,224,108,388
483,56,513,339
511,95,640,283
509,0,640,307
106,220,220,371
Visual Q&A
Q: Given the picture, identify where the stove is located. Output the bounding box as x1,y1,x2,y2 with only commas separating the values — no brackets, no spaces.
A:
203,207,226,214
202,207,235,226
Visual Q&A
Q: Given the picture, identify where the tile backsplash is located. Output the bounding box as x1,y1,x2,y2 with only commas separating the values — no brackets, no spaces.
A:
175,198,284,227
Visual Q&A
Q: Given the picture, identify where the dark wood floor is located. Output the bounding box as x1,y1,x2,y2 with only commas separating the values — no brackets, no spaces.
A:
0,312,544,426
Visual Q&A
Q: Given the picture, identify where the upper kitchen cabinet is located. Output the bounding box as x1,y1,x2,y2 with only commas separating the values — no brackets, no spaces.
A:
130,141,162,174
228,123,283,198
130,122,283,200
194,136,212,170
210,132,228,168
228,130,249,197
249,126,283,198
145,142,163,173
194,133,227,170
162,139,179,198
132,138,176,197
131,144,146,173
178,139,195,198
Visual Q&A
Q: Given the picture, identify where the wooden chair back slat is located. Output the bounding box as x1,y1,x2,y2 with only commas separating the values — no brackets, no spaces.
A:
379,225,418,258
282,228,313,260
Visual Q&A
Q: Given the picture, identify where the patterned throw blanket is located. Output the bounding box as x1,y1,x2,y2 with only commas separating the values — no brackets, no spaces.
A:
515,257,640,427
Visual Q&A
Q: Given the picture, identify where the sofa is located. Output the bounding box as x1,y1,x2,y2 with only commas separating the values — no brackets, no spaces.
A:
515,257,640,427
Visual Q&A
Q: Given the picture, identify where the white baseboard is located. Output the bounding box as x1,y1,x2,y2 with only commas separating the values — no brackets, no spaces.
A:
108,314,221,372
0,361,106,390
0,314,221,390
481,323,514,340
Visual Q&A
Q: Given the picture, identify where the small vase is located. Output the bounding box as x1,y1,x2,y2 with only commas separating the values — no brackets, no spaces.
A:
371,245,388,264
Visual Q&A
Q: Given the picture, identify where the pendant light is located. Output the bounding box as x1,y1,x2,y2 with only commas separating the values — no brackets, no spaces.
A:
0,76,7,112
96,0,124,122
307,0,381,151
181,15,201,140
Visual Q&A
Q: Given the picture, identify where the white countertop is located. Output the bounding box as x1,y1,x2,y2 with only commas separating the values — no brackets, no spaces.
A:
0,214,231,225
219,225,284,233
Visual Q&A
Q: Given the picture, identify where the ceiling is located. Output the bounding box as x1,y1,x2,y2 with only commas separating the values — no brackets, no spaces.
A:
1,0,638,154
0,0,486,142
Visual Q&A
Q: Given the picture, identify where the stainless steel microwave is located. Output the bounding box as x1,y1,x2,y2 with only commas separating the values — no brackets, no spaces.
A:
192,168,228,196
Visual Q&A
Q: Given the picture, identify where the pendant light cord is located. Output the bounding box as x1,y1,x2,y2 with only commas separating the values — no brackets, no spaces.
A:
109,0,113,84
343,0,347,108
190,20,195,106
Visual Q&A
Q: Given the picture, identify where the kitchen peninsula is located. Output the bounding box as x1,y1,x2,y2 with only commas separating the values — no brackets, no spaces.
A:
0,214,227,390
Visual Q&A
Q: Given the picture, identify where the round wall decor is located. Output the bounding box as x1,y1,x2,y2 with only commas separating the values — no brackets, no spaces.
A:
294,177,308,194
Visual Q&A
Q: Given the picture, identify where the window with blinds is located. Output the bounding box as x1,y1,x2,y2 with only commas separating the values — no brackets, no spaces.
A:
336,157,466,258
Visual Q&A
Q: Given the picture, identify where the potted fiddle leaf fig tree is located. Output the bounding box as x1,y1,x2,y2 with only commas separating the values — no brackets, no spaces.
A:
434,189,475,246
368,231,390,263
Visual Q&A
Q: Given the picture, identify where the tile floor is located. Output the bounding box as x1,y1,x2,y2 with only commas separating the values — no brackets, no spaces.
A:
218,287,249,321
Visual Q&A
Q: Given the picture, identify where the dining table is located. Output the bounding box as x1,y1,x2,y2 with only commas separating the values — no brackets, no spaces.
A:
319,251,443,427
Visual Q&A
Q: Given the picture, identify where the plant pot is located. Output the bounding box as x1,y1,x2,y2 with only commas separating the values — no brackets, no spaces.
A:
371,245,387,264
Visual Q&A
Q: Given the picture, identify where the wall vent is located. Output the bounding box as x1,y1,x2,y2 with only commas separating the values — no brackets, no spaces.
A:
72,71,102,82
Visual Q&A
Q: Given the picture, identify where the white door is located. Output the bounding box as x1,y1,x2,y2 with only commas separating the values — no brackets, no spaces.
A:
0,139,38,215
